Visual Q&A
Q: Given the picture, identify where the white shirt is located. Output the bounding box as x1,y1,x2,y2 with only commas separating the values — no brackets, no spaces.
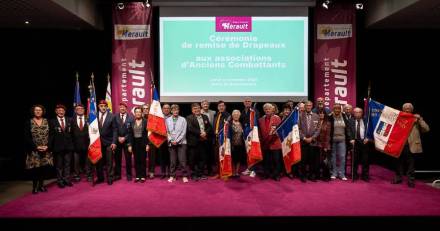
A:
120,113,126,123
58,116,65,128
355,119,365,140
77,115,85,128
99,112,107,125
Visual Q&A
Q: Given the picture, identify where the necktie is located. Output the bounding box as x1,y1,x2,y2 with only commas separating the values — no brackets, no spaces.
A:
121,114,125,124
60,118,65,131
356,119,361,140
99,113,104,128
79,116,83,131
307,113,311,134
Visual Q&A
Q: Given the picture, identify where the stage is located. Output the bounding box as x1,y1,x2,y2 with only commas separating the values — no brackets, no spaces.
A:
0,165,439,218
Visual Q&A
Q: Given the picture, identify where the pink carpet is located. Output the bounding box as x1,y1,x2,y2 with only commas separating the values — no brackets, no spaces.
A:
1,165,439,217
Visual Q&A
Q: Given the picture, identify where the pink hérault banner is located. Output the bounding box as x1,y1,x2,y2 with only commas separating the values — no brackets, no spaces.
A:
314,3,356,108
112,2,153,114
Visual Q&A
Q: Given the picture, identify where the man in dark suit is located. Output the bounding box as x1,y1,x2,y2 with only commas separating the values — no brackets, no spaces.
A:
349,107,370,182
239,97,260,177
49,104,74,188
186,103,213,180
211,100,230,177
298,101,321,182
114,102,134,181
96,100,117,185
71,104,90,182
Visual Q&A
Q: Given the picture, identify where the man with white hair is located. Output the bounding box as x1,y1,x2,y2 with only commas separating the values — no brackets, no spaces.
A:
349,107,370,182
391,103,429,188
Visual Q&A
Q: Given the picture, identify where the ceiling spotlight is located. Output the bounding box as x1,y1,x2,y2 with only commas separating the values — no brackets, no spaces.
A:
25,20,30,24
322,0,330,10
117,3,124,10
356,3,364,10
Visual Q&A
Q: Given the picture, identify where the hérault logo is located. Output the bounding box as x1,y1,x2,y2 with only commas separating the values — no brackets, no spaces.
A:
317,24,352,40
114,24,150,40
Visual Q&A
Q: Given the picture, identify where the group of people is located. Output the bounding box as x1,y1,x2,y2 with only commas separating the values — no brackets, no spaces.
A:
24,97,429,194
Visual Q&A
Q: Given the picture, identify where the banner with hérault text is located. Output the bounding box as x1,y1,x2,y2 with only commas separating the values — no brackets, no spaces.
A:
112,2,153,114
314,3,356,109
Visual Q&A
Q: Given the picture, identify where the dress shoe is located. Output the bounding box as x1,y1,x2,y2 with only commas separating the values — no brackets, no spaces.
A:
57,182,65,188
362,176,370,182
107,179,113,185
38,186,48,192
300,177,307,183
140,178,146,183
87,176,93,182
160,175,167,179
114,176,122,181
64,181,73,187
391,178,402,184
408,181,415,188
273,176,281,181
287,174,294,180
127,176,132,181
95,179,104,184
73,176,81,182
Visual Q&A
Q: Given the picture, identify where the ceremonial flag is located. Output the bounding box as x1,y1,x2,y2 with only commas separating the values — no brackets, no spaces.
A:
73,72,82,109
218,119,232,178
106,74,113,113
87,75,102,164
244,107,263,168
276,108,301,173
366,99,416,158
147,87,167,148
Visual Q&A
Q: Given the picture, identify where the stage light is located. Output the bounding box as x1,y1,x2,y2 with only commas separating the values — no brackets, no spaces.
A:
145,0,150,8
25,20,30,25
322,0,330,9
356,3,364,10
117,3,124,10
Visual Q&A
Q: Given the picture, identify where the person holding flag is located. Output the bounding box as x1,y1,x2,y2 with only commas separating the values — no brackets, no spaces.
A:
258,103,282,181
218,115,233,179
276,106,302,181
241,97,260,178
147,86,168,179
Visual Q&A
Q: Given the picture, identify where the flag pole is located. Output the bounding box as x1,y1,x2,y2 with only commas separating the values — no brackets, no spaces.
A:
89,72,96,187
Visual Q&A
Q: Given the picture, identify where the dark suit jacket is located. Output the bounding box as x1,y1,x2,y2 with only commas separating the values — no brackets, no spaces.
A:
213,111,231,136
186,114,212,147
71,115,89,152
240,108,260,129
98,112,117,146
115,113,134,144
49,117,74,153
349,117,367,141
298,111,321,146
127,118,150,146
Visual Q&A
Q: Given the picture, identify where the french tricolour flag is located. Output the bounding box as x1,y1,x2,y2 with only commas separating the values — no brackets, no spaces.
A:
147,87,167,148
218,119,232,178
87,82,102,164
244,107,263,168
366,99,416,158
276,108,301,174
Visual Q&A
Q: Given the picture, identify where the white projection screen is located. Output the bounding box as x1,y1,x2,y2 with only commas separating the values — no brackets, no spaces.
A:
159,7,309,102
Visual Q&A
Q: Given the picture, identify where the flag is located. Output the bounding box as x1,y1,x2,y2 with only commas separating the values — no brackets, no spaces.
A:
87,75,102,164
73,72,82,108
218,119,232,178
147,87,167,148
366,99,416,158
276,108,301,173
106,74,112,113
244,107,263,168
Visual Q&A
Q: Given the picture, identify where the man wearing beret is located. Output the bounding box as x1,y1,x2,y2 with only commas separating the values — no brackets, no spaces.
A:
49,104,74,188
96,100,118,185
114,102,134,181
